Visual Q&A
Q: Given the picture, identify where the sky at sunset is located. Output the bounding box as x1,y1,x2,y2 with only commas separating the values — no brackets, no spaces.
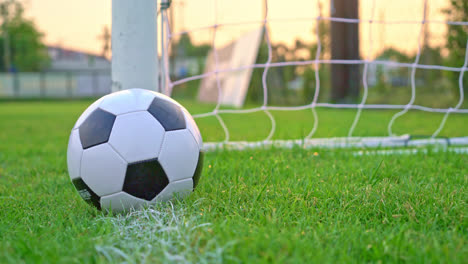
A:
24,0,452,57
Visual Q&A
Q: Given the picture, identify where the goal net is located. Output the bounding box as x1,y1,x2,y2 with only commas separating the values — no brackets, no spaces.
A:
158,0,468,150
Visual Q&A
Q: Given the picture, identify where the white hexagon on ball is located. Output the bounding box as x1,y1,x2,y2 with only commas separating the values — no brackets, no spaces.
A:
80,143,128,197
99,88,156,115
158,129,200,182
108,111,165,163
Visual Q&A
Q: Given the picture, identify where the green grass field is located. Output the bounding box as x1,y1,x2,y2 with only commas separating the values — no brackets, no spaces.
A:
0,100,467,263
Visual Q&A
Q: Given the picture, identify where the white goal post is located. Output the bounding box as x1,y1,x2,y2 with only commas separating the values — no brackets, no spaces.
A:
155,0,468,150
111,0,159,93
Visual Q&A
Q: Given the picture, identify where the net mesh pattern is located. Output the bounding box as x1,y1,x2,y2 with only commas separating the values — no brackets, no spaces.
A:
159,0,468,150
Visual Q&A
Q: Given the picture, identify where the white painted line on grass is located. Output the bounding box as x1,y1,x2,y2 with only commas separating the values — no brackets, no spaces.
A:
94,201,234,263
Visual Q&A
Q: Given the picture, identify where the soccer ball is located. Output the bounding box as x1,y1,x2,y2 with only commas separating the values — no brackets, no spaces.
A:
67,88,203,212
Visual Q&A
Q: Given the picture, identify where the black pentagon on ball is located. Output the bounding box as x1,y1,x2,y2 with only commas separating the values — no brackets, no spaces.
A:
193,151,204,189
147,97,186,131
72,178,101,209
79,108,116,149
123,159,169,201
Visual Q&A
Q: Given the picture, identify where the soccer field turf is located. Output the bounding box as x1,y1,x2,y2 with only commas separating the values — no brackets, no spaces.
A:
0,100,467,263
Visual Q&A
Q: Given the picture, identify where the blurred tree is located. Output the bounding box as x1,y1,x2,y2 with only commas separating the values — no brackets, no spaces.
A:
444,0,468,97
372,48,411,93
247,23,332,105
174,33,210,77
367,47,455,107
0,0,49,72
99,26,111,59
175,34,210,58
302,19,330,104
377,48,412,62
246,37,300,105
170,34,211,98
246,40,268,104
